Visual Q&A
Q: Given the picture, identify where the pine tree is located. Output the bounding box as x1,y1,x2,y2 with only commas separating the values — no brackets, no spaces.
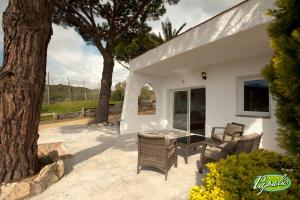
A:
0,0,53,182
53,0,180,124
262,0,300,156
114,18,187,63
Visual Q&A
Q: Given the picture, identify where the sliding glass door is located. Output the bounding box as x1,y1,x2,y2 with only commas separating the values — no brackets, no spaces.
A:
190,88,206,135
173,90,189,131
173,88,206,135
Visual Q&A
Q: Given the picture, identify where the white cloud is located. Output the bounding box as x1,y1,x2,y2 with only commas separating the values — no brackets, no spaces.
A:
47,25,129,89
149,0,244,34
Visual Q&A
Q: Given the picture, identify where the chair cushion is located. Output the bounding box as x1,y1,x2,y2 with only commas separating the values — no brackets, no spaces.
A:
240,133,260,141
211,132,238,142
218,141,237,153
204,147,227,161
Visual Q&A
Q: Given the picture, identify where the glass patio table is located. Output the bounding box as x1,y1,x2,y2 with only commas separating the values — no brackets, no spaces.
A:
176,134,216,164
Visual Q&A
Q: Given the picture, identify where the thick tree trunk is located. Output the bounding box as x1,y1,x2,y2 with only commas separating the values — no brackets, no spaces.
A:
0,0,53,183
93,52,114,124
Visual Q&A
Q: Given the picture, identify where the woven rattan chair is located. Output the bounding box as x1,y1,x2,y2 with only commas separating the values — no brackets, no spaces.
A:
199,133,263,173
137,133,178,180
211,122,245,144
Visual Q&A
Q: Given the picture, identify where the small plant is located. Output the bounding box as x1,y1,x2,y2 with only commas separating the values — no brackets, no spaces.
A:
189,150,300,200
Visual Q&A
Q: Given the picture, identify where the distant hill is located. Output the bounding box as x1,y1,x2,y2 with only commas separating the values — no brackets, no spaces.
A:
43,84,99,104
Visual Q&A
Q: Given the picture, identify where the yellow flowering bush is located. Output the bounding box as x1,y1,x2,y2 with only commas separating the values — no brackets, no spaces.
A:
189,150,300,200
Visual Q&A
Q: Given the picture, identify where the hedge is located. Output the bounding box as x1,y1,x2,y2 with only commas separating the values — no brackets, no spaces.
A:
190,150,300,200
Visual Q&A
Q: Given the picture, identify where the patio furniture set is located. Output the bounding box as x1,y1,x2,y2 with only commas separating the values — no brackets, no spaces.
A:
137,122,263,180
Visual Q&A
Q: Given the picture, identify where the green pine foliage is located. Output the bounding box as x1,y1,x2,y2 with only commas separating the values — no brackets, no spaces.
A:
114,33,163,62
262,0,300,155
114,19,187,62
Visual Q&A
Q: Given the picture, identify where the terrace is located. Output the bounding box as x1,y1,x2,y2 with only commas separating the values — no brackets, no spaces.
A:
33,121,206,200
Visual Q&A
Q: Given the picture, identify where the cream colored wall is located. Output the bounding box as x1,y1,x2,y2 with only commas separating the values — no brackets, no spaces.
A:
121,53,284,153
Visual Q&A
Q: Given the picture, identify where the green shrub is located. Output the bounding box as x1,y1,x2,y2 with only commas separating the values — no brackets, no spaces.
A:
189,150,300,200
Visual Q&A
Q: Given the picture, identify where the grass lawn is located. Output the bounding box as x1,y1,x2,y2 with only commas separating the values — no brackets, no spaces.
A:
40,114,54,122
42,100,120,114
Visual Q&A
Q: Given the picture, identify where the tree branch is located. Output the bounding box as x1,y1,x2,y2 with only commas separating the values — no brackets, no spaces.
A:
116,60,130,70
114,0,150,38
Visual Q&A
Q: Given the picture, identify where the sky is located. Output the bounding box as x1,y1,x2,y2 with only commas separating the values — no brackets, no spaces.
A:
0,0,244,89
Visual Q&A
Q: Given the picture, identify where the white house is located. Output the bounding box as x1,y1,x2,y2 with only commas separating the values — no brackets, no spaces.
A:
120,0,283,153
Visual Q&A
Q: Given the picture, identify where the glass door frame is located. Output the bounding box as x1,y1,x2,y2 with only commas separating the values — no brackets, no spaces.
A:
172,89,191,132
171,87,206,133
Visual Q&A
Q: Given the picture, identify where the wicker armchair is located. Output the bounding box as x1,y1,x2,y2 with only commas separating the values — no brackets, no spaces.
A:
211,122,245,144
137,133,178,180
199,133,263,173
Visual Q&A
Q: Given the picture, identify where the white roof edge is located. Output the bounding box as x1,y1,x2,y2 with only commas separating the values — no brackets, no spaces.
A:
129,0,275,71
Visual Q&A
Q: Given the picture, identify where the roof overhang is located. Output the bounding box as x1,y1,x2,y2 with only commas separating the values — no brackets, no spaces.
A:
129,0,275,76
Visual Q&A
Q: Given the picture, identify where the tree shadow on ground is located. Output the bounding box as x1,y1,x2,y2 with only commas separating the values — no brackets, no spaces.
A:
57,124,120,135
63,132,137,175
56,124,207,182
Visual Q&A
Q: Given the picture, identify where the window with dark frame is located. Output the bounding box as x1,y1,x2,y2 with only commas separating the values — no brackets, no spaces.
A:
244,79,269,112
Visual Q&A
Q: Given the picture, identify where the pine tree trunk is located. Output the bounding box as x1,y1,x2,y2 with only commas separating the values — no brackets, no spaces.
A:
93,52,114,124
0,0,53,183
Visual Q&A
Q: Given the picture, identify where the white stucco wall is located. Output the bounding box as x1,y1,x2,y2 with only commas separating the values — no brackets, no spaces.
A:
161,53,282,153
120,72,165,134
121,53,284,153
120,0,283,153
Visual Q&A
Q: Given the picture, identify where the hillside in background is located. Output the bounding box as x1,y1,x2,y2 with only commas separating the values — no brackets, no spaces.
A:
43,84,99,104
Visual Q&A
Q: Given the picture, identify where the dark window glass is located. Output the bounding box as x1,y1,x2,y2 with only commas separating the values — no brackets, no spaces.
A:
173,91,188,130
244,79,269,112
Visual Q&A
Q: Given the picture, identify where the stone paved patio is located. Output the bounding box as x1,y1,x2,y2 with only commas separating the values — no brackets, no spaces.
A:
30,120,206,200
